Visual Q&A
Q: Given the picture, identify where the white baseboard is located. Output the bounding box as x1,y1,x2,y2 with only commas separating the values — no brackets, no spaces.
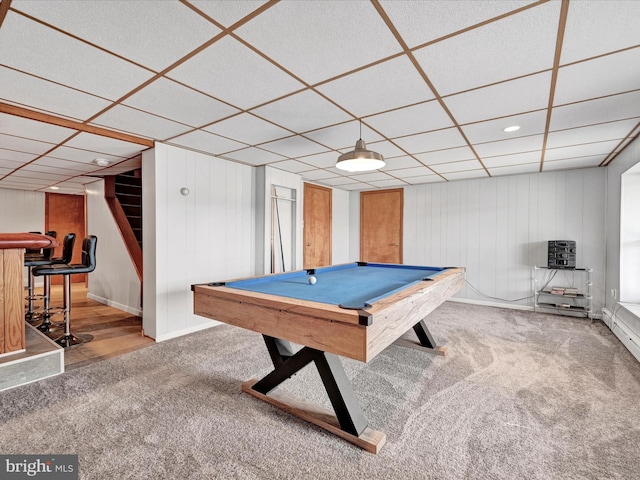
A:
154,320,221,343
602,307,640,363
86,293,143,317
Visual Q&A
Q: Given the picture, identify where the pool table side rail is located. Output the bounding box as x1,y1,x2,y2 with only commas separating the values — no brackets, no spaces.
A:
193,286,369,361
192,267,465,363
365,267,465,361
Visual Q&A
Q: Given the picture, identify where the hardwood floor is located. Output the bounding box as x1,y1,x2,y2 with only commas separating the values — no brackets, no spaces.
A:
30,283,155,371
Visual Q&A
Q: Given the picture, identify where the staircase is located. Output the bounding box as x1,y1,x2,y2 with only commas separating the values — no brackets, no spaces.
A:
105,170,142,279
114,170,142,248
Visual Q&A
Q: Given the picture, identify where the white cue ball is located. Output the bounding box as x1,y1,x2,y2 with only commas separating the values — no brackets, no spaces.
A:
308,276,317,285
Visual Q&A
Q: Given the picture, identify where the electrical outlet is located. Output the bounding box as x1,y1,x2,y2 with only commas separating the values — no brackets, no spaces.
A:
611,288,617,299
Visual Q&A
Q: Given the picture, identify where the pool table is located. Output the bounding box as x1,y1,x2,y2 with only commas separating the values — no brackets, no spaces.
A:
192,262,464,453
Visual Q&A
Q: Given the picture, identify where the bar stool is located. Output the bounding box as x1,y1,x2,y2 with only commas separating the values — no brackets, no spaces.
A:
24,230,57,322
32,235,97,348
29,233,77,332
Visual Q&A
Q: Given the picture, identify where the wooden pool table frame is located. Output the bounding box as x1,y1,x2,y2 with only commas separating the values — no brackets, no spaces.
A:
192,265,464,453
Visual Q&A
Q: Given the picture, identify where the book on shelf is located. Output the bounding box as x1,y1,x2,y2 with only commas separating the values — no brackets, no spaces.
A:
550,286,565,295
564,287,579,297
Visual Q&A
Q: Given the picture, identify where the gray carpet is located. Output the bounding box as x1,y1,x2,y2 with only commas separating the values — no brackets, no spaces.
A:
1,302,639,479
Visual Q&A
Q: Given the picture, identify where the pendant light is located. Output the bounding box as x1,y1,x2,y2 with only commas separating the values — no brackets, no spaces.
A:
335,121,385,172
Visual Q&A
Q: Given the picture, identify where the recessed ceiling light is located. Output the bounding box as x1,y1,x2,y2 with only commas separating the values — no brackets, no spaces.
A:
94,158,110,167
50,186,60,190
503,125,520,133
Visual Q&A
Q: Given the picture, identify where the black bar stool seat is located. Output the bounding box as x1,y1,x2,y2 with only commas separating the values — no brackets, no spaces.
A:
24,231,57,322
32,235,97,348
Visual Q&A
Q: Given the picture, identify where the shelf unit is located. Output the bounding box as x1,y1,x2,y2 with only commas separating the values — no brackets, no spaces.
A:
533,266,593,319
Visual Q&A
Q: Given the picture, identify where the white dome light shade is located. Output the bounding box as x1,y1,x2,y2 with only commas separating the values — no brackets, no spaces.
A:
335,139,385,172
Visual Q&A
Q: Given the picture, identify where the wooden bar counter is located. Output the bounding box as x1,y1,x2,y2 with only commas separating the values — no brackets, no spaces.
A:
0,233,58,355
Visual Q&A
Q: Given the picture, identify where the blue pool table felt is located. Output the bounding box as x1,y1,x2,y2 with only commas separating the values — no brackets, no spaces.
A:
224,263,446,309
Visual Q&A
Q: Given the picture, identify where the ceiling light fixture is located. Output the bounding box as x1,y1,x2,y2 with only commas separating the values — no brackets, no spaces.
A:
503,125,520,133
94,158,110,167
336,121,385,172
50,186,59,190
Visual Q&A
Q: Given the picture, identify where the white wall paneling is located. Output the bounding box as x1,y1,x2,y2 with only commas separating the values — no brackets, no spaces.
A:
143,143,255,341
85,179,141,315
0,188,46,285
403,168,606,312
256,166,303,275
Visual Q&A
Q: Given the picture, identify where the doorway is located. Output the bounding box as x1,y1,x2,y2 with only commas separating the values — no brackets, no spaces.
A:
45,192,86,284
360,188,403,263
303,183,332,268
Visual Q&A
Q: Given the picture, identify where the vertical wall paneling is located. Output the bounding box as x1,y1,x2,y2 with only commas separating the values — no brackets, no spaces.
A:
84,180,141,315
331,187,350,265
143,143,255,341
0,188,45,285
403,168,606,312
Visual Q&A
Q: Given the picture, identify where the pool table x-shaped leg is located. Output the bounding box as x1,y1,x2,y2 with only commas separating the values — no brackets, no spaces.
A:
249,318,440,440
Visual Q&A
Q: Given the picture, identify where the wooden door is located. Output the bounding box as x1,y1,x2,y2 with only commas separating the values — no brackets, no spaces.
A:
303,183,332,268
360,188,403,263
45,193,86,284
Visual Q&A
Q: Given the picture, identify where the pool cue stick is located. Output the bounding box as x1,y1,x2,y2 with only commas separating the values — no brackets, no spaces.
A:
274,190,286,272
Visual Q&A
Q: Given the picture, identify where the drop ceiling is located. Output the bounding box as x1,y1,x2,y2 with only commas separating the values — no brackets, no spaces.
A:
0,0,639,194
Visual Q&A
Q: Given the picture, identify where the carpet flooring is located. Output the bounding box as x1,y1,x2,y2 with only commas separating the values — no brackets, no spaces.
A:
1,302,639,479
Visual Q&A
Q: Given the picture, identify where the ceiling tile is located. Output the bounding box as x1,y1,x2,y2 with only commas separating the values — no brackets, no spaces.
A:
26,161,88,175
169,130,247,156
270,160,313,174
364,140,407,159
367,179,409,188
204,114,291,145
90,105,192,140
189,1,270,28
554,48,640,106
349,171,393,182
561,0,640,64
44,148,122,166
318,176,363,187
482,151,541,168
0,67,112,121
221,147,286,166
489,163,539,177
390,166,434,179
295,152,340,169
0,11,154,100
63,133,144,158
316,55,435,118
0,134,55,155
0,149,39,163
304,121,383,150
12,169,71,181
415,146,477,166
337,182,373,191
12,0,222,72
365,100,453,139
543,156,607,171
124,78,240,128
550,91,640,131
474,134,544,158
544,140,621,162
413,1,559,96
381,156,424,171
252,90,352,133
0,113,76,143
547,119,639,149
442,170,489,181
259,135,328,158
167,36,305,110
234,0,401,84
300,170,339,181
393,127,468,155
431,159,485,174
380,0,534,49
460,110,547,144
443,72,552,124
403,174,444,185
